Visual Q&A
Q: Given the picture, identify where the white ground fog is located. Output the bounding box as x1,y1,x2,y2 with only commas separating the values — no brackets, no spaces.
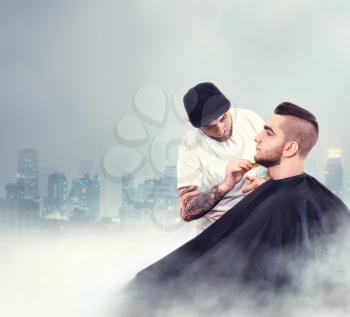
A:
1,228,350,317
0,230,193,317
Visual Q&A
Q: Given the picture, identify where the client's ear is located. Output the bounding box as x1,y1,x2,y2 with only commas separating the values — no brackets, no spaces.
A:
283,141,299,158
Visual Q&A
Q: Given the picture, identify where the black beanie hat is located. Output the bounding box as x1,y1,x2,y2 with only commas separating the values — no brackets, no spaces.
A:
183,82,231,128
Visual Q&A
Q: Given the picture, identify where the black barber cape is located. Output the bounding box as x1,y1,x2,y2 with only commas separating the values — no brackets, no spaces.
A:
122,173,350,314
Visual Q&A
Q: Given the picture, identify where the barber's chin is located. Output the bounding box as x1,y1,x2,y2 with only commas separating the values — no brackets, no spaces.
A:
215,135,229,142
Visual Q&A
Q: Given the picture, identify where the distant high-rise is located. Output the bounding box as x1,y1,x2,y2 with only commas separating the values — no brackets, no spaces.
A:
119,165,180,230
325,149,344,198
90,175,100,216
5,183,24,200
119,174,147,228
70,174,100,218
17,149,39,199
0,198,40,233
39,166,58,196
47,173,68,212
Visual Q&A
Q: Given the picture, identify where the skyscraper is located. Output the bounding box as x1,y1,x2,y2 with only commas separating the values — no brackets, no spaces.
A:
69,174,100,218
119,175,148,228
47,173,68,213
90,175,100,216
325,149,344,198
17,149,39,200
5,183,24,200
119,165,181,230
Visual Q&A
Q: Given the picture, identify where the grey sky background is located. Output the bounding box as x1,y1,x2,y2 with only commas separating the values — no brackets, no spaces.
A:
1,0,350,215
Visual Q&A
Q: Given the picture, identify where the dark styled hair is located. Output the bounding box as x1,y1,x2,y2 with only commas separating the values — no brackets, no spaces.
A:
274,102,319,157
274,102,318,133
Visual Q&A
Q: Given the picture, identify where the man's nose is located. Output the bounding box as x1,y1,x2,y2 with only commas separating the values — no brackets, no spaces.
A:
254,132,261,143
217,123,225,134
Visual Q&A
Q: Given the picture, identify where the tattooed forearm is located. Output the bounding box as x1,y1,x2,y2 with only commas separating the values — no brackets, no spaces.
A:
178,185,226,221
184,185,223,218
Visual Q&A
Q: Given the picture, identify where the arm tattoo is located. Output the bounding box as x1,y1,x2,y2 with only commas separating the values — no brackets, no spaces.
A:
178,185,226,221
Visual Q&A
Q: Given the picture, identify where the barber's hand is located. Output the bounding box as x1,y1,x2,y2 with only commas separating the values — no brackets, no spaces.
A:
219,159,253,193
242,175,266,196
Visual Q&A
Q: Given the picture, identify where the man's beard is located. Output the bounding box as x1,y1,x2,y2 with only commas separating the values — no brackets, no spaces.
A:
254,144,285,168
254,156,280,168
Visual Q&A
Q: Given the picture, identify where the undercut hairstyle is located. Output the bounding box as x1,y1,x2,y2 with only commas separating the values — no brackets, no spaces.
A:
274,102,319,158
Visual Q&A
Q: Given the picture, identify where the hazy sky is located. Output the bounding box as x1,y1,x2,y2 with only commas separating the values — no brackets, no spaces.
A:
1,0,350,213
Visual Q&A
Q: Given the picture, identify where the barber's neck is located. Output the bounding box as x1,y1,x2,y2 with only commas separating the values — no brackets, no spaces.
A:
268,157,305,180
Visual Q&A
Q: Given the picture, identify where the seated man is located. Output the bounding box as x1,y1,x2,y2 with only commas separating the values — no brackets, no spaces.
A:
123,102,349,314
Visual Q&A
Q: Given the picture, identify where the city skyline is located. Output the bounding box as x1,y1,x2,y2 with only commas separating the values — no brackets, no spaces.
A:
0,148,102,235
1,146,349,213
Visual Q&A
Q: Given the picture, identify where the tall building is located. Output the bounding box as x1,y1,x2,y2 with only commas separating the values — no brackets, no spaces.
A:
47,173,68,213
90,175,100,215
0,198,40,233
343,184,350,208
70,174,100,218
149,166,180,230
17,149,39,199
2,149,40,232
39,166,58,196
119,175,148,228
119,165,181,230
325,149,344,198
5,183,24,200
